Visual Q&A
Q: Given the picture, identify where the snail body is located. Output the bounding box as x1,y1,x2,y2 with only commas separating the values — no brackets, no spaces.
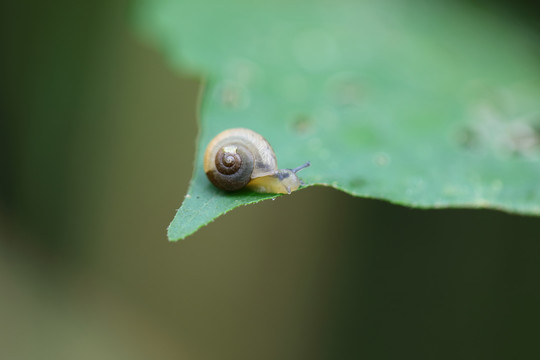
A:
203,128,309,194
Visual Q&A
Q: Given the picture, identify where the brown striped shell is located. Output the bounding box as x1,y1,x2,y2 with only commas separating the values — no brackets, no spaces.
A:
203,128,309,194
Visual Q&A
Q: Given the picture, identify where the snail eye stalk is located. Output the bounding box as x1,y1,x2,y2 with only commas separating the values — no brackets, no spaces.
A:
292,161,311,173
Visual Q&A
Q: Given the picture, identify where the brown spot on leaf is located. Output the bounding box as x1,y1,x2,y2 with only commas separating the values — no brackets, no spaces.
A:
292,114,312,134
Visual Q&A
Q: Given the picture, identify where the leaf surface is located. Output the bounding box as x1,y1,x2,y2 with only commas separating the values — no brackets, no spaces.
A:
134,0,540,240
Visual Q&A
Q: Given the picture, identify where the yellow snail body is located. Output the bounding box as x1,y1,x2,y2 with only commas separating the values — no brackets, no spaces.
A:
203,128,310,194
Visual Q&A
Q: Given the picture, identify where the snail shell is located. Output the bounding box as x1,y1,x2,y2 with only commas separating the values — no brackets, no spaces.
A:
203,128,309,194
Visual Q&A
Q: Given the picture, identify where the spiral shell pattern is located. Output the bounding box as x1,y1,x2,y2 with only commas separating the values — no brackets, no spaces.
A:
203,128,278,191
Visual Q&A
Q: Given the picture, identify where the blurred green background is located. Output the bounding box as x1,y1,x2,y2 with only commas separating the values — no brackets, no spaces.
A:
1,1,540,359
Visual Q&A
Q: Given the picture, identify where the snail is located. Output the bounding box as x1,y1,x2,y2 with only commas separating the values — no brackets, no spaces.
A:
203,128,310,194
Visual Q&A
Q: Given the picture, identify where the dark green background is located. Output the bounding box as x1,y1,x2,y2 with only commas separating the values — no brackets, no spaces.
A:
1,1,539,359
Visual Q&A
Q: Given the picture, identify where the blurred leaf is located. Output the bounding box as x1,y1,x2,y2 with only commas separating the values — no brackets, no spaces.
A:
134,0,540,241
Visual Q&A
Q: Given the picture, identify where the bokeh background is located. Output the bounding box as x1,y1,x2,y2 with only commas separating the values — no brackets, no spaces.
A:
1,1,540,359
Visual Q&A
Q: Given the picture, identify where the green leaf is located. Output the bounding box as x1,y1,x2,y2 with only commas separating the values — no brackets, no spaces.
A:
134,0,540,241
